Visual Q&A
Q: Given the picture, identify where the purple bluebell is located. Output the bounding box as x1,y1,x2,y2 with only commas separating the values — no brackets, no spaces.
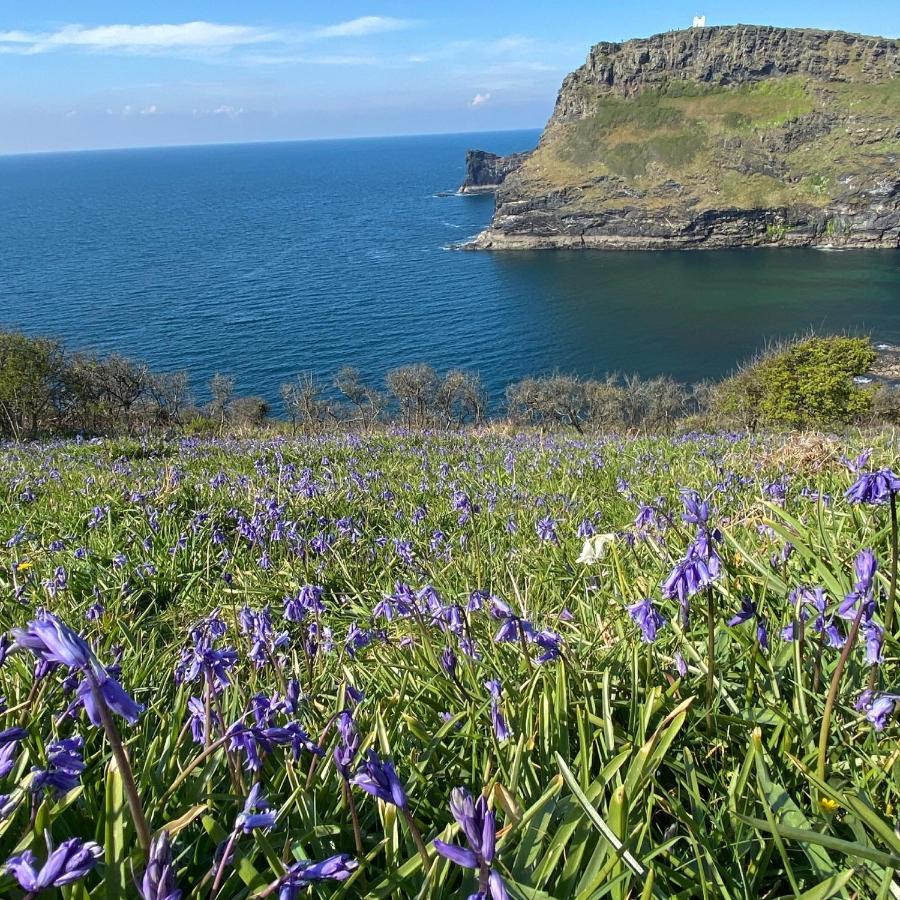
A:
846,468,900,505
236,784,276,833
485,680,512,742
533,630,563,663
858,692,900,731
0,727,26,779
277,854,358,899
333,711,359,780
5,838,102,891
680,491,709,526
837,550,878,620
626,598,665,643
351,750,408,810
76,673,144,724
434,787,508,900
138,830,182,900
31,735,84,796
863,621,883,665
536,516,558,544
12,613,95,671
441,646,457,678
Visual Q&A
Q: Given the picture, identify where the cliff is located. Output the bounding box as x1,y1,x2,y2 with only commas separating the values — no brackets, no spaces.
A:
468,25,900,250
459,149,532,193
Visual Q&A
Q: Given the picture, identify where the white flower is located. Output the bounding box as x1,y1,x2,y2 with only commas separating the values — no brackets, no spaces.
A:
576,533,617,565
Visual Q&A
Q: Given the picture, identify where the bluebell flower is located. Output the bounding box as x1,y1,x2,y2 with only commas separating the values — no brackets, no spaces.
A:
0,727,26,778
485,680,512,742
76,672,144,724
277,854,358,899
857,692,900,731
434,787,508,900
351,750,409,809
138,830,182,900
837,549,878,620
626,598,665,643
12,613,96,671
31,735,84,797
846,469,900,505
5,838,102,891
236,784,276,833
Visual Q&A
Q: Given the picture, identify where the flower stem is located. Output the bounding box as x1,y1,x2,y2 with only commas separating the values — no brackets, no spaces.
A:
89,676,152,854
343,779,364,855
705,587,716,730
401,807,430,868
816,601,867,784
211,830,238,897
884,493,898,636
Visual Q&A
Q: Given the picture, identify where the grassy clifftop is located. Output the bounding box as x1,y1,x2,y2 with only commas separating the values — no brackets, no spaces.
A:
523,76,899,210
472,26,900,249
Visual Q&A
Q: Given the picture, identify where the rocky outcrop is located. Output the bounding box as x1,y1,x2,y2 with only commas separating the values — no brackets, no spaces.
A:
459,149,532,194
468,25,900,250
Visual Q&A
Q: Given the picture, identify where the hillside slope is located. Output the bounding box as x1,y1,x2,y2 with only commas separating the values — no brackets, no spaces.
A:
469,25,900,250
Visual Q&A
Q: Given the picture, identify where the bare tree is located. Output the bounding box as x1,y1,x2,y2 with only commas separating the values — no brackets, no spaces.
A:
281,373,330,433
436,370,488,428
229,395,269,429
146,370,192,428
208,373,235,434
333,366,384,430
386,364,439,429
584,377,626,432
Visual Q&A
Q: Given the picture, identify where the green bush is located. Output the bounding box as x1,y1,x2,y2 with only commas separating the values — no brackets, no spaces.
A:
715,336,876,429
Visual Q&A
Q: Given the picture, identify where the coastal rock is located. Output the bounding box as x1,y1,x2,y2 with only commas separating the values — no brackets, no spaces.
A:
468,25,900,250
459,149,532,194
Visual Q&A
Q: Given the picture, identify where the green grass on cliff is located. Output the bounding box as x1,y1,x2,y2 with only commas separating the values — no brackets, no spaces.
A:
519,76,897,212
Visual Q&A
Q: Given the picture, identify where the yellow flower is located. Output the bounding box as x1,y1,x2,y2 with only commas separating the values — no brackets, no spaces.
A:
15,561,33,572
819,796,839,814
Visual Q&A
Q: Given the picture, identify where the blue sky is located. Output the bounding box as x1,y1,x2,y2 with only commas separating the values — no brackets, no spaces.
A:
2,1,897,153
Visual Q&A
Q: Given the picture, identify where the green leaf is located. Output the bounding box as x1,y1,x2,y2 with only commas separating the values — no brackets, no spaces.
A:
736,814,900,869
104,759,127,900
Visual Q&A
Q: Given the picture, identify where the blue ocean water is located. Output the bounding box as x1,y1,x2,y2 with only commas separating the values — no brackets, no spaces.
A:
1,130,899,407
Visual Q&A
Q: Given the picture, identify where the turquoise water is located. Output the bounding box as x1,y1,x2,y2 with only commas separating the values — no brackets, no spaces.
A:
1,130,899,404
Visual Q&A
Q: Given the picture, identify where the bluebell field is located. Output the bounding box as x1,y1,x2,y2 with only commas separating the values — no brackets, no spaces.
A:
0,430,898,898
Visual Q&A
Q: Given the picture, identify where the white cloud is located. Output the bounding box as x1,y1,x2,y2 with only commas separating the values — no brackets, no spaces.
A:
471,92,491,107
0,22,274,55
0,17,416,57
313,16,415,39
240,53,380,66
139,104,157,116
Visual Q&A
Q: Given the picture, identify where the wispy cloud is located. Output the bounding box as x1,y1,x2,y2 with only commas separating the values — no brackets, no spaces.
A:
313,16,416,39
0,17,417,57
0,22,274,55
470,92,491,107
240,53,381,67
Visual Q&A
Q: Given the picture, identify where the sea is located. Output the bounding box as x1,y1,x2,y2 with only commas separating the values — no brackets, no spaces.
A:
1,129,899,407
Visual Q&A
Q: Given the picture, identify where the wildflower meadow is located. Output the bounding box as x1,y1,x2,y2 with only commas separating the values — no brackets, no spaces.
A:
0,430,897,898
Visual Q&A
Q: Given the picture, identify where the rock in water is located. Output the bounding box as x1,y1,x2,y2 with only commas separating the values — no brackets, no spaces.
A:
468,25,900,250
459,149,532,194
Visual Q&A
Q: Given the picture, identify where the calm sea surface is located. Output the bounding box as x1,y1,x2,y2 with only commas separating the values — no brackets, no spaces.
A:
1,130,899,406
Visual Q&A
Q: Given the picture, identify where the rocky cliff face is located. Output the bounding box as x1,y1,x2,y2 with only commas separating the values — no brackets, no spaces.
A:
459,149,532,193
469,25,900,250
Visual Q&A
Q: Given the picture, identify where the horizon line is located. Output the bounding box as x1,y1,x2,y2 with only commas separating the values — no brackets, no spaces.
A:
0,126,545,160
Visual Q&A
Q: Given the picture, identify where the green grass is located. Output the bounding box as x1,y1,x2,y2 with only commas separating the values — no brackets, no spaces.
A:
0,430,898,897
517,74,897,215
